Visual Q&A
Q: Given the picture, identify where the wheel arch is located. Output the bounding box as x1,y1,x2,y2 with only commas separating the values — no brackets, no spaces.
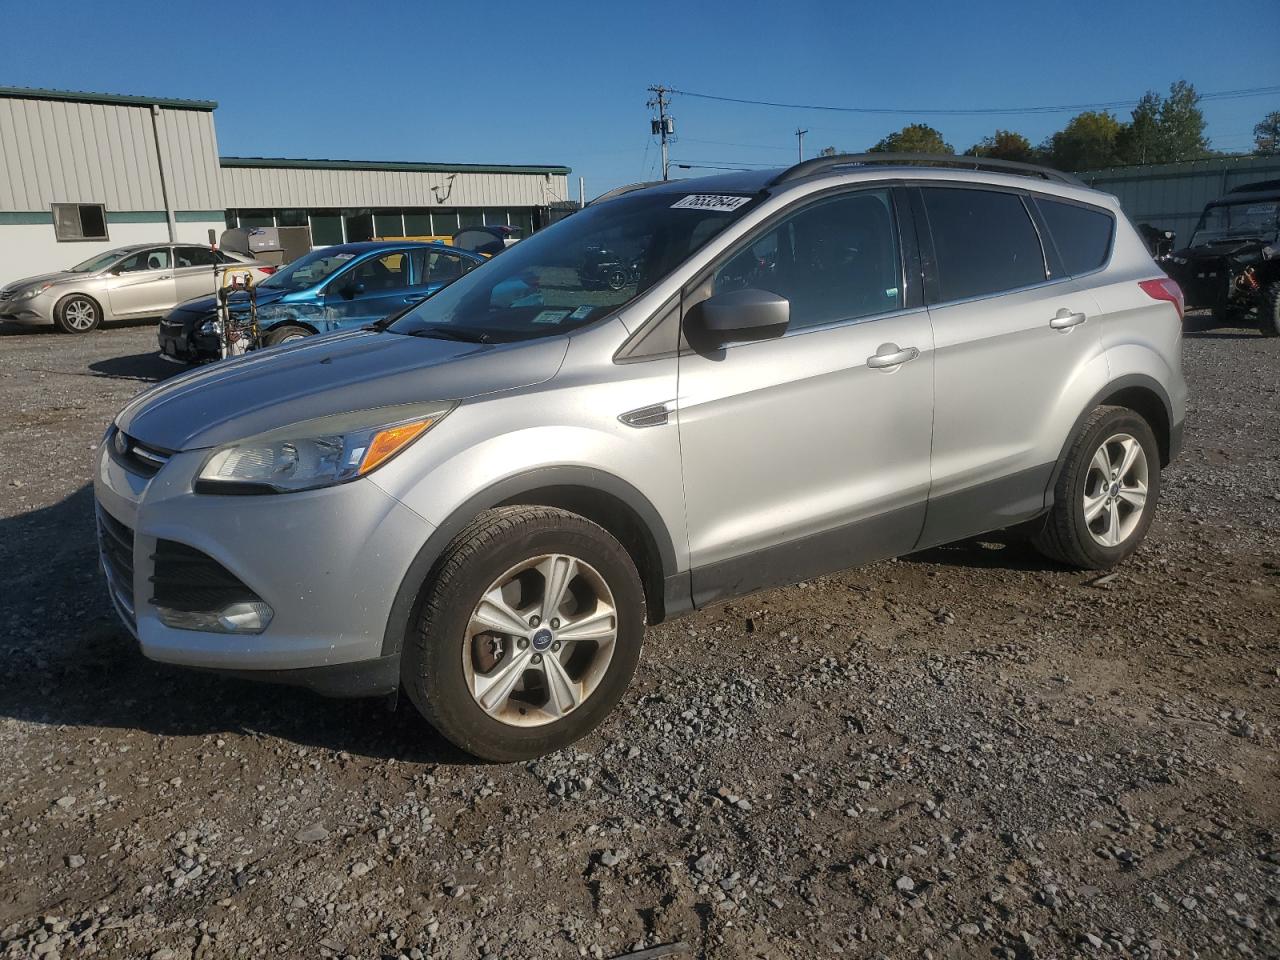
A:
1050,374,1175,497
263,318,320,337
381,467,682,659
55,290,105,324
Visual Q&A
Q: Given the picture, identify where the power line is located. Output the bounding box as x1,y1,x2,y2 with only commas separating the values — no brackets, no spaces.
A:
679,136,794,152
670,84,1280,117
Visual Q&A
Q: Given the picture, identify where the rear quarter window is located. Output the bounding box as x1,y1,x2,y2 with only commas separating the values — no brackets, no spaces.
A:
1037,198,1114,276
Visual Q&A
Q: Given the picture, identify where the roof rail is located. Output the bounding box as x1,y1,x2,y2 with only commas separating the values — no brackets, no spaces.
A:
769,153,1085,188
589,180,667,205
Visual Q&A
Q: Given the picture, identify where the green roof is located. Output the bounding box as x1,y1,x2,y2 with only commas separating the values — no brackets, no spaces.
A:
0,85,217,111
220,156,571,176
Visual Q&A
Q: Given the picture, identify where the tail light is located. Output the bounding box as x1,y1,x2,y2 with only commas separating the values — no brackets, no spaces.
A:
1138,277,1184,321
257,265,277,275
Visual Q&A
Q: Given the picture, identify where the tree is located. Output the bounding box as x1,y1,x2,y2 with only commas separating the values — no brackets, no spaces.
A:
1115,91,1161,165
1155,80,1209,161
1042,111,1123,172
818,146,839,157
1254,111,1280,155
869,123,953,155
965,129,1036,163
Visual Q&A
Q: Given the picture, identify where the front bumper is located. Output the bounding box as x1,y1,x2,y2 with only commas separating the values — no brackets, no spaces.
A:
0,294,55,326
157,314,220,363
93,433,436,695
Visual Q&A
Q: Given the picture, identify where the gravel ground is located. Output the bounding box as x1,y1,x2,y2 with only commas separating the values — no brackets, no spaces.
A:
0,317,1276,960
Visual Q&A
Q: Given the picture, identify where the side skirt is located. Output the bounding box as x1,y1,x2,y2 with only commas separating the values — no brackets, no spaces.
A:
913,462,1054,552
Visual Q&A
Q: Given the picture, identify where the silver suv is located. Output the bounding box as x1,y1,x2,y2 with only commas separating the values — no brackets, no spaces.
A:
95,155,1187,761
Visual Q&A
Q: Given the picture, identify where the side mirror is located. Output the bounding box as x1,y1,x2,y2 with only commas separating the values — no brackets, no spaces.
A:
688,288,789,346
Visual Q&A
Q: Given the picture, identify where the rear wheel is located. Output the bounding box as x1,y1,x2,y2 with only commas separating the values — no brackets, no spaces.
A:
263,324,311,346
1259,282,1280,337
402,506,645,762
53,294,101,334
1032,406,1161,570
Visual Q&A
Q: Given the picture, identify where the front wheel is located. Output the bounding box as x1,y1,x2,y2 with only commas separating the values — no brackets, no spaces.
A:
1259,282,1280,338
402,506,646,762
263,324,311,346
54,294,101,334
1032,406,1161,570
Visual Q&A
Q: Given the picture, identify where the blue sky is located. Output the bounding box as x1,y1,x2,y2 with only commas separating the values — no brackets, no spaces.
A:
4,0,1278,199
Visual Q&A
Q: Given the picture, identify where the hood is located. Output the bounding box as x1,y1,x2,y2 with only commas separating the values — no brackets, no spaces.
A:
115,329,568,451
1,271,76,294
171,286,291,316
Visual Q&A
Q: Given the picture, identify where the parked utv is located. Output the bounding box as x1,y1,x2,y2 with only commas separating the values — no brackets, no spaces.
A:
1160,182,1280,336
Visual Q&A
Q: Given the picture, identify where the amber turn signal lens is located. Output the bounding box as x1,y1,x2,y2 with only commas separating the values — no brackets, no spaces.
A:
358,419,434,475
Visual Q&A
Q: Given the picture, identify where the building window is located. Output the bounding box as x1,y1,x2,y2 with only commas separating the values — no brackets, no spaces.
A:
374,210,404,238
458,209,484,229
236,209,275,228
52,203,108,242
432,210,459,235
309,212,344,247
510,209,535,235
482,209,510,227
277,209,309,227
403,212,432,236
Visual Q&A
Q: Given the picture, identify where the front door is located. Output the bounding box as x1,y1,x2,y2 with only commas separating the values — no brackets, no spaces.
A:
323,251,417,329
103,247,175,317
408,247,474,304
912,184,1108,547
677,188,936,606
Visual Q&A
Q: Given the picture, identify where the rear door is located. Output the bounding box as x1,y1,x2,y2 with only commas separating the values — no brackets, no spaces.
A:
913,184,1108,548
103,247,175,317
322,250,417,328
172,245,220,304
677,186,935,606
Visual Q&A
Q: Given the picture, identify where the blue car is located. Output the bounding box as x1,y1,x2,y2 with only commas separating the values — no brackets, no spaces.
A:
157,241,485,363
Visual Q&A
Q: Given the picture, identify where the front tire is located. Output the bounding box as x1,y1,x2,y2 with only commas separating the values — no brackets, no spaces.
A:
54,294,101,334
402,506,646,762
1259,282,1280,337
1033,406,1161,570
263,324,311,346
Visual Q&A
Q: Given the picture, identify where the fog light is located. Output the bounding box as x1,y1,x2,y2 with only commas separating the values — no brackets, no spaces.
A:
156,601,273,634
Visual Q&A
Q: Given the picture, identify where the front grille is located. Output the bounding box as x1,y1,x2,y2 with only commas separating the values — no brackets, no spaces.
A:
108,428,172,478
96,507,136,629
150,540,262,613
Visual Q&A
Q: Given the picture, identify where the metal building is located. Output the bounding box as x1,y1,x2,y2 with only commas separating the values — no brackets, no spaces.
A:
1080,155,1280,245
0,86,570,288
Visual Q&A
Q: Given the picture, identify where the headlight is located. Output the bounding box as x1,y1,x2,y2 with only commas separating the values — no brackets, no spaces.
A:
18,282,53,300
196,401,455,493
199,318,222,335
1263,245,1277,261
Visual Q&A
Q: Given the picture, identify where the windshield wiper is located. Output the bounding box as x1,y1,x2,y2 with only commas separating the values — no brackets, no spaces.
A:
404,325,492,344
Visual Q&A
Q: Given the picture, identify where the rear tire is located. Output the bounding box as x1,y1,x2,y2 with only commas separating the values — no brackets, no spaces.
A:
402,506,646,762
1032,406,1161,570
53,294,101,334
1259,282,1280,337
263,324,311,346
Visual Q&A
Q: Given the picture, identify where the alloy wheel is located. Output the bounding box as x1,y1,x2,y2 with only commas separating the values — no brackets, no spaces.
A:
462,553,618,727
64,297,97,331
1083,432,1149,547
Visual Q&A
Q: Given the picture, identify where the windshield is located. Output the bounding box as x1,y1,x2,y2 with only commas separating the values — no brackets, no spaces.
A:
69,249,129,273
1189,200,1280,247
257,249,360,292
387,189,760,342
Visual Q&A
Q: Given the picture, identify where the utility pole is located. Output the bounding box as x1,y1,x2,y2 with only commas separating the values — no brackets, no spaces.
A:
795,127,808,163
647,85,675,180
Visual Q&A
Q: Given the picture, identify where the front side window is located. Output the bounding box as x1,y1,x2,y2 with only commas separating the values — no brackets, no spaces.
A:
922,187,1046,302
1037,198,1114,276
343,253,408,292
711,189,903,331
388,189,759,343
414,250,470,285
116,248,172,273
257,249,357,291
52,203,108,241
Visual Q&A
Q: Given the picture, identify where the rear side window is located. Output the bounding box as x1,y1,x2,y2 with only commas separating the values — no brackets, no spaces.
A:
1037,198,1114,275
921,188,1046,302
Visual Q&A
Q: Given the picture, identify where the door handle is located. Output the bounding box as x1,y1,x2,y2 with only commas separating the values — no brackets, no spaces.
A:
1049,308,1086,330
867,344,920,369
402,295,425,303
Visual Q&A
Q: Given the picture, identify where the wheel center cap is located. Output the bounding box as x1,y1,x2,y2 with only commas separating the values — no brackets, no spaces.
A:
531,627,555,652
1109,481,1121,497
